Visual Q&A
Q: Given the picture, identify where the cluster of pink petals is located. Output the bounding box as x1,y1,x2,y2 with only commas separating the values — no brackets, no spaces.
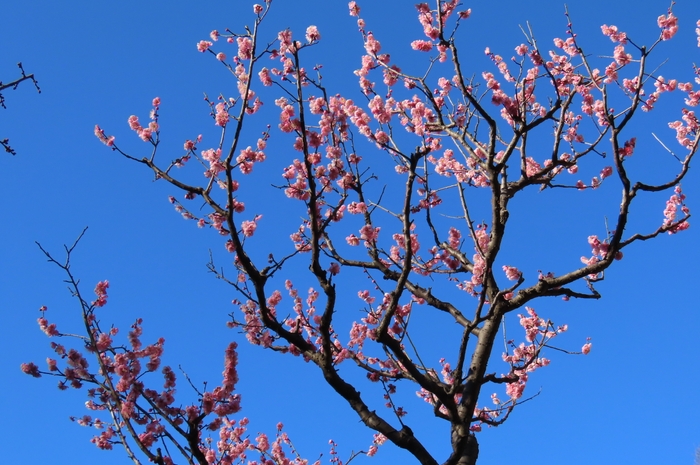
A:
502,265,521,281
553,37,578,56
359,224,381,244
582,341,592,355
126,99,159,142
497,307,573,402
281,159,310,201
93,280,109,307
215,102,230,127
197,40,213,52
663,185,691,234
601,24,627,44
94,125,115,147
411,40,433,52
240,215,262,237
669,109,699,147
657,12,679,41
367,432,388,457
347,201,367,214
456,226,490,295
618,137,636,157
202,148,225,177
127,115,152,141
36,306,58,338
305,25,321,43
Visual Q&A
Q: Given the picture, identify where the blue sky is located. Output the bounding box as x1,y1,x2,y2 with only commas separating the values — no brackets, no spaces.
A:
2,1,699,464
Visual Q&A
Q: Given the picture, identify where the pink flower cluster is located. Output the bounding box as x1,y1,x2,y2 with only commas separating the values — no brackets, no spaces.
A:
240,214,262,237
93,280,109,307
215,102,229,127
669,109,699,148
127,98,160,142
663,185,690,234
601,24,627,43
502,265,521,281
657,12,678,41
94,125,115,147
580,235,622,268
24,272,325,463
429,149,490,187
499,307,570,401
197,40,213,52
305,25,320,43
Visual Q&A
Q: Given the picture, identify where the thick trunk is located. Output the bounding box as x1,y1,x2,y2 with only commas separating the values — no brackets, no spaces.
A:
457,434,479,465
449,429,479,465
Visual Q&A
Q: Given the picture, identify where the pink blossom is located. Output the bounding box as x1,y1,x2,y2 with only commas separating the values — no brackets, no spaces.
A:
411,40,433,52
506,378,526,399
128,115,141,131
138,128,152,141
38,317,59,336
95,333,112,352
657,12,678,41
215,103,229,127
259,68,273,86
359,224,380,243
618,137,636,157
347,201,367,214
253,4,263,14
237,37,253,60
502,265,522,281
348,1,360,16
601,25,627,44
383,65,401,86
306,25,321,43
94,125,115,147
374,130,389,144
663,185,691,234
582,342,592,355
364,32,381,55
21,362,41,377
525,157,541,177
346,234,360,246
241,219,258,237
93,280,109,307
515,44,529,56
613,45,632,66
222,342,239,392
197,40,213,52
328,263,340,275
588,235,610,258
553,37,578,56
216,52,226,61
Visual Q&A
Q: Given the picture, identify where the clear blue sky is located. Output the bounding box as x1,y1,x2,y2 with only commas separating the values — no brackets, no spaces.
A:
2,1,699,464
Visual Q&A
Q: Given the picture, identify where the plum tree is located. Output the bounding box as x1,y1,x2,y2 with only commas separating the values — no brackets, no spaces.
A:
24,2,698,464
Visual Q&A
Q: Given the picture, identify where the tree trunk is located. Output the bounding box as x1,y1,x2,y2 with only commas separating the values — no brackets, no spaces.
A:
449,430,479,465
